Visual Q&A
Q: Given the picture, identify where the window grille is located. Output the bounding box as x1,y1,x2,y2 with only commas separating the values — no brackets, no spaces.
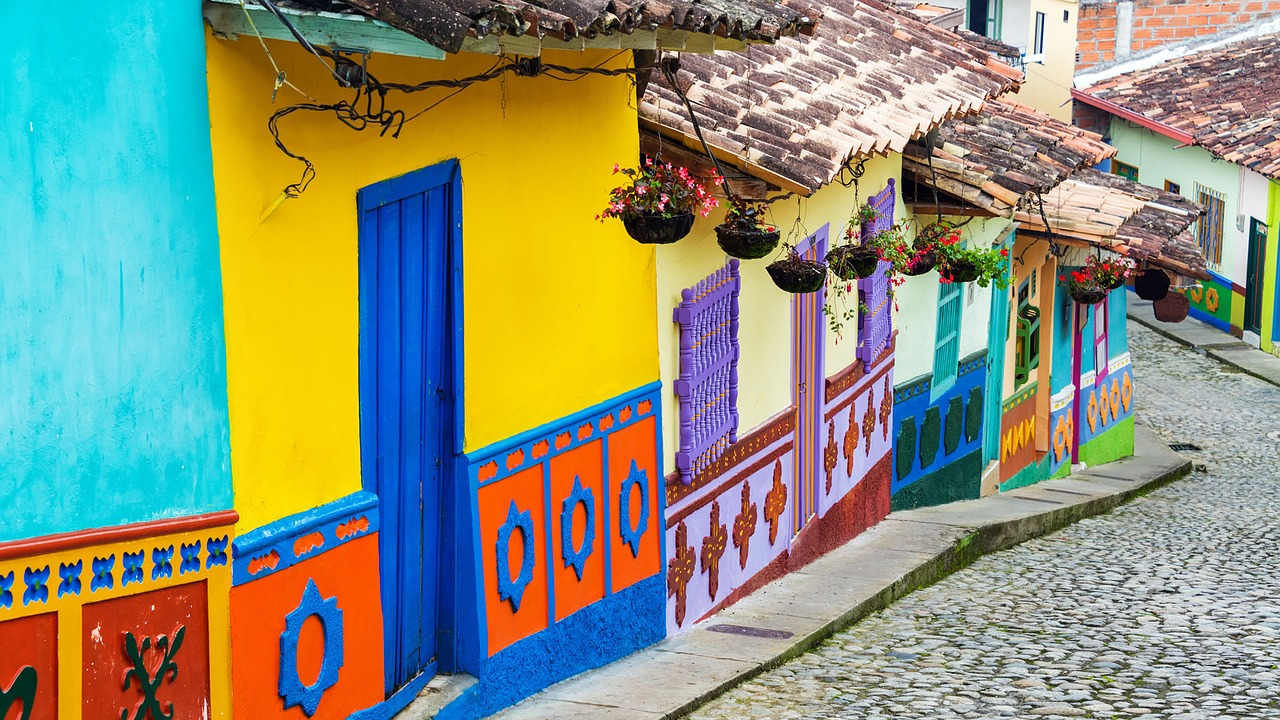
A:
673,260,741,484
1195,183,1226,266
858,180,896,370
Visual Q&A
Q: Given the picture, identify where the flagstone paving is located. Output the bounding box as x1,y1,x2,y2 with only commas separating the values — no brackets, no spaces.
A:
687,321,1280,720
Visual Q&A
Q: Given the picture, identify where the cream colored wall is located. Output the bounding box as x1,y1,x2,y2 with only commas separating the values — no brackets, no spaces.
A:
656,155,901,476
1018,0,1077,122
893,214,1013,382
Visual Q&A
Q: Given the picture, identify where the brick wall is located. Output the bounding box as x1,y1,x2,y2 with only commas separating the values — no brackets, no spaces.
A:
1077,0,1280,68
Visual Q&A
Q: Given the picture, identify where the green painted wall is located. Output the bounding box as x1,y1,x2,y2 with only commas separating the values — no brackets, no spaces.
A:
890,449,983,512
1079,416,1135,468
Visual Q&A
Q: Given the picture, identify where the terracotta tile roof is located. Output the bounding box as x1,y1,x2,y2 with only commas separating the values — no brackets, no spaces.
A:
901,97,1115,215
639,0,1023,194
954,29,1020,61
298,0,816,54
1076,32,1280,179
1015,169,1211,281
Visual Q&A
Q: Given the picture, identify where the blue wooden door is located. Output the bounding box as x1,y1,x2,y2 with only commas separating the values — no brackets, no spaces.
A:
982,229,1014,465
358,161,459,694
791,225,828,533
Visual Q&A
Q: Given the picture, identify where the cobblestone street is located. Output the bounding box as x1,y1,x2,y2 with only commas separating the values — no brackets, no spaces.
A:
688,321,1280,720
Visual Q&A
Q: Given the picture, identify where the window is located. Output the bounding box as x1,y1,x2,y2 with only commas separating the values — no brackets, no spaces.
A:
1093,302,1109,386
1164,180,1181,194
932,281,963,397
1113,160,1139,182
1033,11,1046,55
673,260,740,483
1014,278,1041,388
1195,183,1226,266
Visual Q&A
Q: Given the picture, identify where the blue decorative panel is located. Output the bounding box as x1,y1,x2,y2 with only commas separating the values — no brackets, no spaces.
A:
618,460,651,558
280,579,345,717
496,502,535,612
892,351,988,495
560,476,596,581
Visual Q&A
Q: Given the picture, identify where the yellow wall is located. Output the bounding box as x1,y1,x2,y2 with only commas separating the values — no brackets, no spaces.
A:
656,155,900,474
1019,0,1077,122
206,34,654,531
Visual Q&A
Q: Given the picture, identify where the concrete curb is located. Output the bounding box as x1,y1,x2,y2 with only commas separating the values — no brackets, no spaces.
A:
489,426,1192,720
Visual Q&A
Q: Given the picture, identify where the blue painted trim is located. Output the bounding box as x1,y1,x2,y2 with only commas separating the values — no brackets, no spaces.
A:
957,350,988,378
893,373,932,405
1205,267,1236,290
1187,305,1234,333
465,381,660,471
347,662,436,720
601,423,614,597
231,491,381,586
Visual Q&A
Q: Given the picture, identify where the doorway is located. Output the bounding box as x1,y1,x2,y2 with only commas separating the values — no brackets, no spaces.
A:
791,225,828,535
1245,217,1267,338
357,160,460,693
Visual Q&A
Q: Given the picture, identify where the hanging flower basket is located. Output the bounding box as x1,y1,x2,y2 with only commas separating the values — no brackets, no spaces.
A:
621,212,695,244
1069,285,1109,305
940,259,981,283
715,220,781,259
1107,275,1127,290
826,245,881,280
1153,291,1190,323
1134,268,1171,301
904,247,937,276
767,255,827,294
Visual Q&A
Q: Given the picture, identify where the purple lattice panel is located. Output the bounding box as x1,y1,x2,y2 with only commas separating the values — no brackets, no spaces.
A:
673,260,741,485
859,180,896,372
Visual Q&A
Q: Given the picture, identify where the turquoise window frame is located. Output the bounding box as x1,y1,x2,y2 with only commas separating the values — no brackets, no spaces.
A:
931,280,963,400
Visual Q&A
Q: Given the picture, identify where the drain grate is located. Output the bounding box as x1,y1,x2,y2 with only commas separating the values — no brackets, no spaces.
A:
707,624,794,640
1168,443,1201,452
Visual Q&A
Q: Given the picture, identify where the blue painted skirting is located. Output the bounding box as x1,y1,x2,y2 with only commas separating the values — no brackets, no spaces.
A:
231,491,380,585
1187,305,1233,334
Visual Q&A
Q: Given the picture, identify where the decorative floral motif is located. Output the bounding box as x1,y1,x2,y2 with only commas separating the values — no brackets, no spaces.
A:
495,501,535,612
121,626,185,720
843,404,859,475
1121,372,1133,413
1087,391,1099,433
179,541,202,575
122,550,146,587
764,461,788,545
1110,378,1121,421
206,536,229,569
0,571,14,609
151,546,174,582
732,481,757,570
879,377,893,440
862,388,877,456
560,476,596,582
22,566,49,606
91,555,115,592
57,560,82,598
280,580,344,717
667,522,696,627
1098,387,1111,427
823,421,839,492
618,460,651,558
700,502,728,600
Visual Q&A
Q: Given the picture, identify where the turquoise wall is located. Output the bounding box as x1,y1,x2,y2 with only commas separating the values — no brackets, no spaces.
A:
0,3,232,541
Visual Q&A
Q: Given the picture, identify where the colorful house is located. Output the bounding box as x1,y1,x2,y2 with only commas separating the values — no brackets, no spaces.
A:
900,97,1207,491
1073,29,1280,350
640,0,1021,630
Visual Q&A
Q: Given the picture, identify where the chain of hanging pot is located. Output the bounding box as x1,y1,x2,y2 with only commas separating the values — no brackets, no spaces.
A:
658,56,738,202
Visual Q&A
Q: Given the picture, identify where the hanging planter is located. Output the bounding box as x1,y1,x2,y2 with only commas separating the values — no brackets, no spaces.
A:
1069,285,1109,305
715,199,780,259
767,254,827,294
904,247,937,276
1153,291,1190,323
622,212,695,244
1134,268,1171,301
827,245,881,280
940,259,981,283
598,160,719,245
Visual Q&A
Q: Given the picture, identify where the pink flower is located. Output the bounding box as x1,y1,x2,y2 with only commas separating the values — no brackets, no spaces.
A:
612,163,620,173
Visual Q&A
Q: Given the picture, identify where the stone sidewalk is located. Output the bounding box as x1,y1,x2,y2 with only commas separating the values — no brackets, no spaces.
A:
487,427,1191,720
1127,297,1280,387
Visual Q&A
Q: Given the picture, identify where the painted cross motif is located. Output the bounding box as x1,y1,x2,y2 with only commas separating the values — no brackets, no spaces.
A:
843,404,859,475
823,421,839,492
22,566,49,606
700,501,728,600
58,560,82,598
764,461,788,545
0,571,13,609
206,536,230,569
731,481,757,570
0,666,36,720
91,556,115,592
120,625,185,720
121,551,145,587
667,522,696,627
879,377,893,441
862,388,877,456
151,546,174,582
179,541,202,575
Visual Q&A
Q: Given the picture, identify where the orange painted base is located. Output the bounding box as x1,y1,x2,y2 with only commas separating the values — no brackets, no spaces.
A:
231,533,385,720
